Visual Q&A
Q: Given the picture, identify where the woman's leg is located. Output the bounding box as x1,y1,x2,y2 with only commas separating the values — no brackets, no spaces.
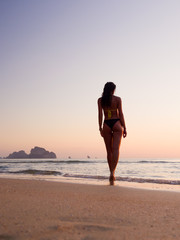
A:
111,122,123,176
102,124,113,174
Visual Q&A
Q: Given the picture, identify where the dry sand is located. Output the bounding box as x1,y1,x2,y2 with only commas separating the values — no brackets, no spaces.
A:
0,178,180,240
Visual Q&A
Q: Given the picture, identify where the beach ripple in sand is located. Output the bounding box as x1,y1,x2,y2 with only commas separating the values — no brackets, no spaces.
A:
0,179,180,240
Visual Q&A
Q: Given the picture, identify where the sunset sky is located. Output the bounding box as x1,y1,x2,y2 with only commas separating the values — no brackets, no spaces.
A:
1,0,180,159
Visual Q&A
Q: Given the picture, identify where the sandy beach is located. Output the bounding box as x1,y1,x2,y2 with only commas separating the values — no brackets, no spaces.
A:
0,178,180,240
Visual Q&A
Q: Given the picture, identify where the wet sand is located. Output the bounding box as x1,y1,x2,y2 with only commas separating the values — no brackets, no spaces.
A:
0,178,180,240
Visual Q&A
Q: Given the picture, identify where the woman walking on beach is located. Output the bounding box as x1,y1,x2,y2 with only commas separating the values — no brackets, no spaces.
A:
98,82,127,185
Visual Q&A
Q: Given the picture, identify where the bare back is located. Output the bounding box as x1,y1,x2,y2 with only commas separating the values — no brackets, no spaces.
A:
102,95,121,120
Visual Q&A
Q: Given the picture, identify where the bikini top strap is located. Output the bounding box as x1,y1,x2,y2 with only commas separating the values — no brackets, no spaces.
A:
105,109,117,119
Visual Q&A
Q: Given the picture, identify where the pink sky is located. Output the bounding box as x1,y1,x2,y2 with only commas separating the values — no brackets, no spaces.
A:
1,0,180,159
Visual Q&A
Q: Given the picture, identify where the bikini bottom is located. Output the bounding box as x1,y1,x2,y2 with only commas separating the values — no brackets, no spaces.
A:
104,119,120,130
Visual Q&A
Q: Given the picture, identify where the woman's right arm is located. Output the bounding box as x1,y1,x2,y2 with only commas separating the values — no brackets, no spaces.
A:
97,98,103,137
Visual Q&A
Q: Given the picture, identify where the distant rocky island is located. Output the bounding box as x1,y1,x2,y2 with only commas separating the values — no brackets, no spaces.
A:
6,146,56,159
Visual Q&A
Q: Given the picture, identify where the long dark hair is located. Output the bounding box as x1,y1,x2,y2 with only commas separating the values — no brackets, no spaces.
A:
101,82,116,108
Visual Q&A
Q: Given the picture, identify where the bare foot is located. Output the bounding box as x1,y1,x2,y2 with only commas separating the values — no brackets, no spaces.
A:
109,175,115,186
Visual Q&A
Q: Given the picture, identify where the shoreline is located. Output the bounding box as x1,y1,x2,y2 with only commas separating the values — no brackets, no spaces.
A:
0,173,180,193
0,178,180,240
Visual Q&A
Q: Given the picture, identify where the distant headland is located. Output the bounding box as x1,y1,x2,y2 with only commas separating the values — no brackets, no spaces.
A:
6,146,56,159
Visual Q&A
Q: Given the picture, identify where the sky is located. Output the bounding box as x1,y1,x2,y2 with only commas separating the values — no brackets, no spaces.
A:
1,0,180,159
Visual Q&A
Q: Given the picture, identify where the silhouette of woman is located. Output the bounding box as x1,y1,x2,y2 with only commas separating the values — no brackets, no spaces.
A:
98,82,127,185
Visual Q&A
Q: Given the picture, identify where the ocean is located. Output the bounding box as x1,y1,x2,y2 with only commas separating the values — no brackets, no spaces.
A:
0,158,179,190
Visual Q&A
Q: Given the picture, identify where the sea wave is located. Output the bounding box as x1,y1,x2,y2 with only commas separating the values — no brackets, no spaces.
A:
0,170,179,185
63,173,180,185
0,160,98,164
9,169,62,176
138,160,179,164
0,166,8,170
1,159,179,164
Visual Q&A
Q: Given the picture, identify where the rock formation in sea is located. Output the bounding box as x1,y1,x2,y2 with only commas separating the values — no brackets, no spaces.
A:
6,147,56,159
6,150,29,159
29,146,56,159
